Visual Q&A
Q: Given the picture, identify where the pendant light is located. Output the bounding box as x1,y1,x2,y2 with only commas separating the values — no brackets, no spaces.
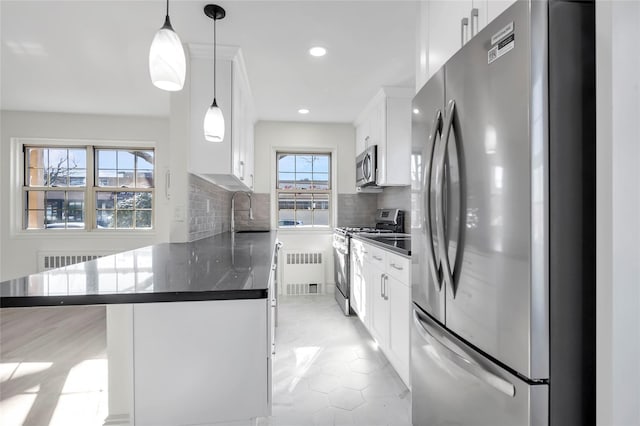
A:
149,0,186,91
203,4,226,142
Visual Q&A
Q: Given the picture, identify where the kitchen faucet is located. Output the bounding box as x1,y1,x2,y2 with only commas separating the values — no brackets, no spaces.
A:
231,191,253,233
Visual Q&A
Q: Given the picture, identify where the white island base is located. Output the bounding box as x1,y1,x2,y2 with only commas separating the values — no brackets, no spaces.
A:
105,299,271,426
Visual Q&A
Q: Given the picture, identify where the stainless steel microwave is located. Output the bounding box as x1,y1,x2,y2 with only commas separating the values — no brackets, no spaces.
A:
356,145,377,187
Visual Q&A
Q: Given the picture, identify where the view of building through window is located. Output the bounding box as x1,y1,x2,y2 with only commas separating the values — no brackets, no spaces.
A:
95,149,154,229
23,146,154,230
276,153,331,228
24,147,87,229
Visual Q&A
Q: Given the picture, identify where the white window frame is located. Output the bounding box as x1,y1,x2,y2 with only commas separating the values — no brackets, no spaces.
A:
11,137,157,237
273,148,336,232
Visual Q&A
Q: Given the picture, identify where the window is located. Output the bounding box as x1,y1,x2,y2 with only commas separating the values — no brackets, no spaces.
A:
95,149,154,229
276,153,331,228
23,145,154,230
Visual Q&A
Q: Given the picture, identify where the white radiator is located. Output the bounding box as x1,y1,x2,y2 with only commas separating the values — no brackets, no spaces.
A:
281,250,325,295
37,251,112,272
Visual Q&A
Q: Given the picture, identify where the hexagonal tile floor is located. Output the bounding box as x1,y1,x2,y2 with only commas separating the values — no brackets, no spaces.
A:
257,293,412,426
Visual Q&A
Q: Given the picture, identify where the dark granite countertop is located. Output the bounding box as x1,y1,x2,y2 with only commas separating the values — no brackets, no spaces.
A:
0,232,278,308
352,234,411,257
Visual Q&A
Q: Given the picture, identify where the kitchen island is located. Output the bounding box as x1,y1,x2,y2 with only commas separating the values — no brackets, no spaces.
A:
0,232,278,426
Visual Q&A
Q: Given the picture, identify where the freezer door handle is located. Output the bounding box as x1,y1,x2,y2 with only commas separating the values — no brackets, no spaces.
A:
436,99,462,298
423,109,444,291
412,309,516,398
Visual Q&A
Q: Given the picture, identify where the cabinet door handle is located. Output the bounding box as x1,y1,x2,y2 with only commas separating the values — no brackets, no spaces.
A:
373,255,383,261
380,274,385,298
390,263,403,271
470,8,479,37
383,274,389,300
239,160,245,180
461,17,469,47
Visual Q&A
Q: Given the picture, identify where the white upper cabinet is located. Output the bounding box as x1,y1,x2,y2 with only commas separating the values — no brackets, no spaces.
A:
487,0,518,23
354,87,413,186
427,0,482,76
188,45,255,192
419,0,517,83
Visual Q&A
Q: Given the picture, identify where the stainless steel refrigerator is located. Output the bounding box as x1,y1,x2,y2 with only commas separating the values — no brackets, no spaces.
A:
410,1,595,425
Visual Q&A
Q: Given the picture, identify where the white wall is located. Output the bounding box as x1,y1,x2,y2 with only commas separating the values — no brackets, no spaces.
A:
254,121,356,289
596,2,640,425
0,111,171,280
254,121,356,196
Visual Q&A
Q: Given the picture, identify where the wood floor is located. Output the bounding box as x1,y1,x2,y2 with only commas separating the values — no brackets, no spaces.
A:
0,305,107,426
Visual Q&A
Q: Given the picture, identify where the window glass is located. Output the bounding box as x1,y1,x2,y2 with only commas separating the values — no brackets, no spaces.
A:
276,152,331,228
96,149,154,189
23,144,154,231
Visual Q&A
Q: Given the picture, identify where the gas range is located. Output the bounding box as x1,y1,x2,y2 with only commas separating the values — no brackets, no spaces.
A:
334,227,396,236
335,208,405,237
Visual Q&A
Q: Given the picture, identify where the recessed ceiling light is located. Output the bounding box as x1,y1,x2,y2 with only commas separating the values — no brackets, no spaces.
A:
309,46,327,57
298,108,310,114
413,108,420,114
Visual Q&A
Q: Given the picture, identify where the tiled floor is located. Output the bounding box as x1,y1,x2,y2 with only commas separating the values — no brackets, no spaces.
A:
261,293,412,426
0,293,411,425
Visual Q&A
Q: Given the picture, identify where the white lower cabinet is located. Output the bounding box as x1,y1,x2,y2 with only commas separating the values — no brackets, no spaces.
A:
388,273,410,384
354,238,411,387
370,259,389,348
132,299,270,425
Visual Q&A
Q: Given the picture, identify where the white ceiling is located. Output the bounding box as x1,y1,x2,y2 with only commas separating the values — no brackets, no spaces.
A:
1,1,417,123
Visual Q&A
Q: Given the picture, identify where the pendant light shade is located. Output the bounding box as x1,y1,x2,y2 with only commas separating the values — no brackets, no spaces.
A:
203,4,226,142
204,99,225,142
149,2,185,91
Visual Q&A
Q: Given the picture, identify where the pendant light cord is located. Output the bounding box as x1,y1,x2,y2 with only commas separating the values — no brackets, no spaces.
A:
213,14,217,101
165,0,169,19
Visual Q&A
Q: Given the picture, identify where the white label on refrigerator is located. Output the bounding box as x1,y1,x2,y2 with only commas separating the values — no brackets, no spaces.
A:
488,33,515,64
491,21,514,46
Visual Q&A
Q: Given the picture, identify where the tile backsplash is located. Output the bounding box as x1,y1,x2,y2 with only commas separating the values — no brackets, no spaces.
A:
188,174,231,241
232,193,270,232
337,193,378,227
377,186,411,233
188,171,411,239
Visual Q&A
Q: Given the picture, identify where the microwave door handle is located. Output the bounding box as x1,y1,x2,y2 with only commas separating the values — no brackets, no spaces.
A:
423,109,444,290
363,153,372,181
412,309,516,397
436,100,459,297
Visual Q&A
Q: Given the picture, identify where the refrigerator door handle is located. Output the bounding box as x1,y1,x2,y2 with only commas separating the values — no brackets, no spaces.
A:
412,309,516,398
436,99,462,298
423,109,444,290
